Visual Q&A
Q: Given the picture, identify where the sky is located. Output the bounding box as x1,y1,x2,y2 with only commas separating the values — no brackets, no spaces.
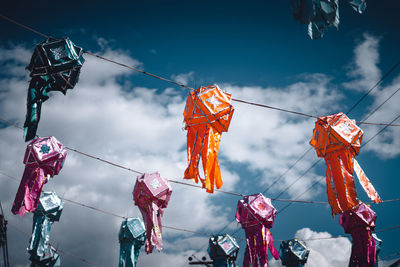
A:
0,0,400,266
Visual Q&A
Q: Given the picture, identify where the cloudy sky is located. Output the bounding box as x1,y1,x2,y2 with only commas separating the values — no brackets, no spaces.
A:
1,1,400,266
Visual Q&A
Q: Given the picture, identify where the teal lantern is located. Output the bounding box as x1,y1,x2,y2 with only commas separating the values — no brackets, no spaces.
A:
28,192,63,266
29,245,60,267
279,239,310,267
24,37,85,142
119,218,146,267
208,234,239,267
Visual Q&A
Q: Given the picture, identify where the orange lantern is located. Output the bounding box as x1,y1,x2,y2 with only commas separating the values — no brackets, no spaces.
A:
310,112,382,215
183,84,234,193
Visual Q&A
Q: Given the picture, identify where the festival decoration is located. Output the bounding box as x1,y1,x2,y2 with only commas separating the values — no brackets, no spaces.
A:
11,136,67,217
208,234,239,267
28,192,63,267
290,0,366,39
24,37,84,141
183,84,234,193
236,193,279,267
119,217,146,267
133,172,172,254
279,238,310,267
310,112,382,215
339,203,377,267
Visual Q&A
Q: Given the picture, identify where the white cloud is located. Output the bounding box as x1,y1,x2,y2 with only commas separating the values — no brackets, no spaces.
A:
171,71,195,86
343,33,381,92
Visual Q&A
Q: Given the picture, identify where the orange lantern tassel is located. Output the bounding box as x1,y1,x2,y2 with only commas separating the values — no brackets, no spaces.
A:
183,84,234,193
310,113,382,215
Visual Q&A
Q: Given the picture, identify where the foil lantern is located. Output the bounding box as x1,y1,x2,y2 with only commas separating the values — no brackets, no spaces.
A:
279,239,310,267
310,113,382,216
133,172,172,254
183,84,234,193
236,193,279,267
290,0,367,39
29,245,60,267
208,234,239,267
12,136,67,217
290,0,339,39
28,192,63,266
339,203,377,267
24,37,85,141
119,217,146,267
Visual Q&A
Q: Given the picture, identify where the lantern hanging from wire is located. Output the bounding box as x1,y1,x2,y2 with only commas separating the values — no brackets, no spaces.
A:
236,193,279,267
279,238,310,267
310,112,382,215
208,233,240,267
183,84,234,193
133,172,172,254
339,203,377,267
12,136,67,217
28,192,63,267
119,217,146,267
24,37,84,142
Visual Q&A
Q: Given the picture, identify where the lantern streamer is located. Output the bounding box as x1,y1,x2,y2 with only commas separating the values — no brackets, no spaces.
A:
183,84,234,193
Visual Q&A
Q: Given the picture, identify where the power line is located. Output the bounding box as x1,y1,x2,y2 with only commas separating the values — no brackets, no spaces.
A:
0,14,400,127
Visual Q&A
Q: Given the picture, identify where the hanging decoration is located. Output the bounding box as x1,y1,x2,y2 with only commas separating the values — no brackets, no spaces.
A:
208,234,239,267
133,172,172,254
290,0,366,39
279,238,310,267
119,217,146,267
183,84,234,193
339,203,377,267
11,136,67,217
24,37,85,142
236,193,279,267
28,192,63,267
29,245,60,267
310,112,382,215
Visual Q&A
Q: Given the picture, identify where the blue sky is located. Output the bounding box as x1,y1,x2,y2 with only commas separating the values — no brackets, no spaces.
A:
0,1,399,266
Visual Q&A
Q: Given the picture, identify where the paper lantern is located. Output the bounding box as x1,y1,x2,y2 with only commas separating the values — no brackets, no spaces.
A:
12,137,66,217
236,193,279,267
183,84,234,193
208,234,239,267
119,217,146,267
28,192,63,266
310,113,382,215
280,238,310,267
133,172,172,253
24,37,84,141
339,203,377,266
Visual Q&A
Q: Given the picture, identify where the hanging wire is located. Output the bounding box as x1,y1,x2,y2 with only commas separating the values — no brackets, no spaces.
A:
0,14,399,127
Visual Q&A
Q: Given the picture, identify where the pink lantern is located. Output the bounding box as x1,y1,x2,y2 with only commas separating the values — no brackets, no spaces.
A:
133,172,172,254
11,136,66,217
236,193,279,267
339,203,377,266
